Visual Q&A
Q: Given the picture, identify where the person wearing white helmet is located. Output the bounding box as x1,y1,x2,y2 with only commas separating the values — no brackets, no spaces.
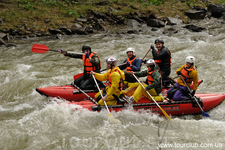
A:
167,56,198,101
150,39,172,87
90,57,125,106
126,59,163,104
119,47,142,82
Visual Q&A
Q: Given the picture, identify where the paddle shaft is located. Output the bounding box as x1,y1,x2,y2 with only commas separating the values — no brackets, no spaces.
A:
73,84,98,105
133,74,171,119
180,76,206,113
142,48,151,60
91,74,111,115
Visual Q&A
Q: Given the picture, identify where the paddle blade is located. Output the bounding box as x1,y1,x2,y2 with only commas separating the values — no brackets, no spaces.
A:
159,106,171,120
202,111,210,117
32,44,49,53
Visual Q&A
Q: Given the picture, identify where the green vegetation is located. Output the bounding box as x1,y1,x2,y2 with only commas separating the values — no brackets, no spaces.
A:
0,0,224,32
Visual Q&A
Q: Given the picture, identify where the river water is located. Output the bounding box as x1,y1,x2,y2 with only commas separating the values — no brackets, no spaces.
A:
1,18,225,150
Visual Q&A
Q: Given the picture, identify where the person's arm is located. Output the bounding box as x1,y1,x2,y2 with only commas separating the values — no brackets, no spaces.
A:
89,54,99,65
145,71,161,91
64,52,83,59
118,60,127,70
106,72,121,96
134,70,147,77
191,70,199,91
94,71,108,81
130,58,142,71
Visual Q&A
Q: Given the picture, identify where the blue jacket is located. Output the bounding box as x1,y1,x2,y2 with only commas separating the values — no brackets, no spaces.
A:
119,56,142,72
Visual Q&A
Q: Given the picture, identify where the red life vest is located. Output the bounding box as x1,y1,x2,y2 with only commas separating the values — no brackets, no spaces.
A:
126,57,137,72
155,48,172,66
180,65,196,83
82,51,101,74
108,69,123,91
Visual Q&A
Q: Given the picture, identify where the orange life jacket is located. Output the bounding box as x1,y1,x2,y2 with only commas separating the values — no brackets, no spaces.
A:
126,57,137,72
82,51,101,74
108,69,123,91
146,69,163,88
155,48,172,66
180,65,196,83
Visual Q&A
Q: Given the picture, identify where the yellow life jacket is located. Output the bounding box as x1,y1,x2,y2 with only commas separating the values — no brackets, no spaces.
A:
180,65,196,83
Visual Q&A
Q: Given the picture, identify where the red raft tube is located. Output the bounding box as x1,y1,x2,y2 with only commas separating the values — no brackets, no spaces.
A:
36,79,203,102
65,93,225,116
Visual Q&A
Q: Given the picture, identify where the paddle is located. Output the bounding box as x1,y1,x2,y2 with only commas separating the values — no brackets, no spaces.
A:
132,74,171,120
142,47,151,61
32,44,84,55
73,84,98,105
180,76,210,117
91,74,121,124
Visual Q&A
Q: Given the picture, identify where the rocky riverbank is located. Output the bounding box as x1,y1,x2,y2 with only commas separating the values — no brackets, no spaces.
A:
1,1,225,47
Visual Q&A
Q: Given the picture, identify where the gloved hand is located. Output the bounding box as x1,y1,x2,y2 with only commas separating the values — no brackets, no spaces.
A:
177,71,182,75
142,59,148,64
58,49,63,53
127,61,130,66
150,45,154,50
85,52,89,58
191,90,196,96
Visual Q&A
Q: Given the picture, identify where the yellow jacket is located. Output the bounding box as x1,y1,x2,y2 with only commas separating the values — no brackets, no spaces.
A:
176,64,198,91
94,67,125,96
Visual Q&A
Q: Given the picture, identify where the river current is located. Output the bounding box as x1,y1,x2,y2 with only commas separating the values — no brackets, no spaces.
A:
1,18,225,150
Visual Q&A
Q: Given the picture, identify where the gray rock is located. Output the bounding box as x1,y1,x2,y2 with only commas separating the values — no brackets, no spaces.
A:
185,10,206,20
44,18,51,23
126,19,141,28
208,4,225,18
0,18,3,24
71,28,88,35
184,24,206,32
74,23,82,28
147,19,165,27
164,17,182,25
107,7,118,13
0,32,6,38
48,28,63,34
76,18,88,23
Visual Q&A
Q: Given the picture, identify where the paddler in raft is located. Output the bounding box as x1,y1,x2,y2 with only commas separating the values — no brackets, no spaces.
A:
90,57,125,106
143,39,173,88
58,44,104,90
125,59,164,104
166,56,198,101
118,47,142,83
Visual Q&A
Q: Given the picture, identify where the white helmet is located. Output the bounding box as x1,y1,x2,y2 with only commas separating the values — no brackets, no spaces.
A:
146,59,156,67
106,57,117,66
186,56,195,64
126,47,135,55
